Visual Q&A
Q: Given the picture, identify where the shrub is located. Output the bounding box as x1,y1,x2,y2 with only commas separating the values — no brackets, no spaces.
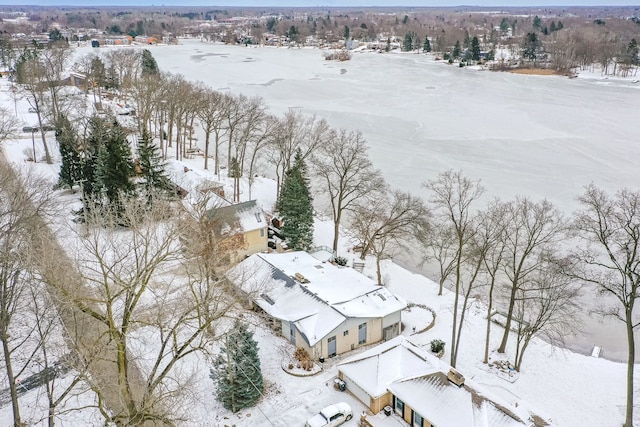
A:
294,347,310,362
430,339,445,353
334,256,348,266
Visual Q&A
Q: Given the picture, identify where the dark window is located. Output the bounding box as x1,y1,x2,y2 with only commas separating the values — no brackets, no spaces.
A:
413,411,424,427
395,397,404,417
330,413,344,422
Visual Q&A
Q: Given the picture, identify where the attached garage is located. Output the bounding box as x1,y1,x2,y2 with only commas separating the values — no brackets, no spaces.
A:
340,373,371,409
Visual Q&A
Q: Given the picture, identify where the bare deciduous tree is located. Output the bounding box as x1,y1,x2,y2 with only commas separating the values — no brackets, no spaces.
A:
0,164,55,427
129,70,164,134
229,95,268,202
0,106,19,142
497,197,564,354
570,185,640,427
104,49,141,98
424,170,484,368
39,44,73,119
269,111,330,198
196,88,230,174
477,200,509,364
313,129,385,252
511,260,580,371
63,194,236,425
14,49,53,164
350,189,429,285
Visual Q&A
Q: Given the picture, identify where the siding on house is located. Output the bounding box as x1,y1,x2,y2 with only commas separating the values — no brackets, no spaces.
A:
228,251,406,359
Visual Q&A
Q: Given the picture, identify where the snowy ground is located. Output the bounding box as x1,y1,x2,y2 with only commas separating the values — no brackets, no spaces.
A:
1,44,639,427
121,39,639,362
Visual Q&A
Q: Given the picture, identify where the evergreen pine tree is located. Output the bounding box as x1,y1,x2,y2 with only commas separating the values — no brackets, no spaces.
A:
96,120,135,208
453,40,461,59
136,129,171,202
277,150,314,251
403,33,413,52
423,37,432,53
81,116,110,205
105,64,120,90
56,115,82,190
140,49,159,77
471,36,481,61
211,321,263,413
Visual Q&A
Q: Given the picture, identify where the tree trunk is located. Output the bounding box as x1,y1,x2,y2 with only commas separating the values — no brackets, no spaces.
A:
2,336,24,427
484,279,496,364
204,131,210,170
375,254,383,285
498,278,519,353
34,108,52,164
450,245,462,368
624,308,636,427
332,210,342,253
515,335,531,372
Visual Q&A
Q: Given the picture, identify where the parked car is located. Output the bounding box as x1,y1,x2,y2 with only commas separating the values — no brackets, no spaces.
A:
41,124,55,132
305,402,352,427
22,126,38,133
28,107,38,113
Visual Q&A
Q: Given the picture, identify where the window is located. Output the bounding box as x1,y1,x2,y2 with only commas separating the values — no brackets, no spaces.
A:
413,411,424,427
343,330,349,336
329,413,344,422
260,228,265,237
358,323,367,344
395,397,404,417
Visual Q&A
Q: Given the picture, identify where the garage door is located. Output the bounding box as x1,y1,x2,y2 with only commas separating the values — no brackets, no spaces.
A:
342,374,370,408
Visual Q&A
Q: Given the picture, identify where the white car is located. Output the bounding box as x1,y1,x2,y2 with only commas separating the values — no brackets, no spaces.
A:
305,402,352,427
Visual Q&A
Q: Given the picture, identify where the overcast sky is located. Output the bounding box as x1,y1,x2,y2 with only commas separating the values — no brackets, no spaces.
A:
4,1,640,7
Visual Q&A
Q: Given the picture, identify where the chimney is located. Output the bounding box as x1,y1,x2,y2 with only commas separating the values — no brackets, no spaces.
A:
447,368,465,387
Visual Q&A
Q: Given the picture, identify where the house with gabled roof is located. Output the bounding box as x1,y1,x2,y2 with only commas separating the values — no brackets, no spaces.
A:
166,161,267,263
227,251,406,360
337,336,534,427
208,200,268,263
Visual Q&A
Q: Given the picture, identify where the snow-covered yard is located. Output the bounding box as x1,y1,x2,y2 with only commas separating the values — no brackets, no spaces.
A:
1,44,639,427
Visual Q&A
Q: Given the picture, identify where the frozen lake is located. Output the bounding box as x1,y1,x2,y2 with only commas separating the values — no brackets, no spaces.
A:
146,39,640,361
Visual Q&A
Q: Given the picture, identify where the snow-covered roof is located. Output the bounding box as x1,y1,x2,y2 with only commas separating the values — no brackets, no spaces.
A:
165,160,228,210
389,374,474,426
227,252,406,347
211,200,266,234
338,336,441,398
338,336,530,427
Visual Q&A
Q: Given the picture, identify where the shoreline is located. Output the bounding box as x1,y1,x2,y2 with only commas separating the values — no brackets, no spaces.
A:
391,255,632,364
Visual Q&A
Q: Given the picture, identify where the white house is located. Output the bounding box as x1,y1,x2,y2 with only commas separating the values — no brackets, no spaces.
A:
227,251,406,360
338,336,534,427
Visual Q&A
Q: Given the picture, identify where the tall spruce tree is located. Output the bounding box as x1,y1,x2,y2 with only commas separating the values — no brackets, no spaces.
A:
471,36,481,61
56,115,82,190
96,120,135,208
136,129,170,201
277,150,314,251
81,116,110,205
453,40,461,58
403,32,413,52
423,37,432,53
141,49,159,77
211,321,263,413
